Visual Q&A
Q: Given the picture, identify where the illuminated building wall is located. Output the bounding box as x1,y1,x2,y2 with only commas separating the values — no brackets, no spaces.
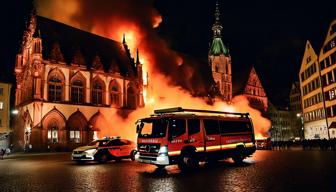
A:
319,19,336,139
233,67,268,113
299,41,327,139
242,67,268,112
268,103,292,141
0,82,12,149
13,15,144,151
289,82,304,139
289,82,302,114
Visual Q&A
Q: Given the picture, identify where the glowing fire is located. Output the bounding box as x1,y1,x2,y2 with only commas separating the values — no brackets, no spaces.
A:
152,15,162,28
36,0,271,142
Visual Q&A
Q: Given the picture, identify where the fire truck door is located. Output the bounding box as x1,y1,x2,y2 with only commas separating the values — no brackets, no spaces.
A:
203,119,221,152
187,119,204,152
168,118,188,156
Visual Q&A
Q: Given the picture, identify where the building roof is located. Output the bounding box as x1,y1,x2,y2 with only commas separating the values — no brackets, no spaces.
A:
232,66,252,96
209,38,229,56
34,16,136,76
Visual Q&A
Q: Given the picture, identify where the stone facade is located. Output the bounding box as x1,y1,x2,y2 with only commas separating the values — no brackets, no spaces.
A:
13,15,144,151
0,82,12,149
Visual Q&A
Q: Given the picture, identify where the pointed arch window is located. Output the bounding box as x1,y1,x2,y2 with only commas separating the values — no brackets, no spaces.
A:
67,111,87,144
127,86,137,109
110,81,121,107
48,75,63,101
71,79,84,104
47,120,58,143
69,129,80,143
92,81,103,105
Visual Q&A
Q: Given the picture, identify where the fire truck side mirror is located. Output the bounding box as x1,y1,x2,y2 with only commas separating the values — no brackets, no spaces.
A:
136,122,143,133
136,125,140,133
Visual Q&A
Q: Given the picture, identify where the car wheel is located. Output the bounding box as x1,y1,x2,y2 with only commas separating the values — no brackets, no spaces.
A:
75,160,85,164
156,165,166,169
130,150,136,161
97,154,108,164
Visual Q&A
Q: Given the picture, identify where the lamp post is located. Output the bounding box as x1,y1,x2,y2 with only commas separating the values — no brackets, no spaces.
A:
11,109,18,115
297,113,304,140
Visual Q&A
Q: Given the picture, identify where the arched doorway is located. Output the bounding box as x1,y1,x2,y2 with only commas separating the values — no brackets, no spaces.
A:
127,83,137,109
67,110,88,149
41,108,66,151
88,111,106,140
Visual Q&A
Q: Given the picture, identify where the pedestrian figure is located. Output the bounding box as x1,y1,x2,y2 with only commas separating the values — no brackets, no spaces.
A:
0,148,5,160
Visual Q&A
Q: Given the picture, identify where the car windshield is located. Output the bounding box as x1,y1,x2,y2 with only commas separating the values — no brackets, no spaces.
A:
138,118,167,138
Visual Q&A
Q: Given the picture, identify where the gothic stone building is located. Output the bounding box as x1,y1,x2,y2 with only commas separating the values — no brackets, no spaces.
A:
13,15,144,151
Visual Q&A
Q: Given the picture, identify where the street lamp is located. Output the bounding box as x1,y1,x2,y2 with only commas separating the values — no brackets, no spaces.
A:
11,109,18,115
296,113,304,140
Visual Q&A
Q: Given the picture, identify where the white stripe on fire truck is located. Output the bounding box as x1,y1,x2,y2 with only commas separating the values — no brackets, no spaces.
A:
206,142,255,151
196,147,205,152
167,142,254,156
168,151,181,156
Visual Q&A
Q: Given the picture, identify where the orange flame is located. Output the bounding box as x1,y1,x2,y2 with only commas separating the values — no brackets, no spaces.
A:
36,0,271,142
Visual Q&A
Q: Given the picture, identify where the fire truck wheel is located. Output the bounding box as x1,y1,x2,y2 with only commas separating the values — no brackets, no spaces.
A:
178,151,199,171
130,150,136,161
232,154,244,164
97,154,108,164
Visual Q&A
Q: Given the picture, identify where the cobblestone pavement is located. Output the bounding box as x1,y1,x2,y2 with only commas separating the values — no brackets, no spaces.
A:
0,150,335,192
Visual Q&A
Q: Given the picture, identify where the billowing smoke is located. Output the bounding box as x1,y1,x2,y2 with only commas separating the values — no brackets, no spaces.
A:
36,0,271,140
36,0,211,94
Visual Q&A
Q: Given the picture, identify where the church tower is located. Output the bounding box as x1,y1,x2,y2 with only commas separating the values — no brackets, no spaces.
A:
208,1,232,102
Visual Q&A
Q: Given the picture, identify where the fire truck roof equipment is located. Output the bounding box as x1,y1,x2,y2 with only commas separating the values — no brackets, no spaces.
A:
154,107,250,118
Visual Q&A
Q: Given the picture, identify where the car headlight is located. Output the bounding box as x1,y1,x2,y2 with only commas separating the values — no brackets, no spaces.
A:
85,149,97,155
159,145,168,154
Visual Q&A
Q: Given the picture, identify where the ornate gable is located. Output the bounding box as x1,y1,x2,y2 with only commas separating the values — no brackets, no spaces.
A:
91,55,104,71
244,67,268,111
49,42,65,63
299,40,317,74
246,67,263,88
72,49,86,66
109,60,121,74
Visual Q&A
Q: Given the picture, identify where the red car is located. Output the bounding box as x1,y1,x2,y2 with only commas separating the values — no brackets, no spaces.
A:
72,136,137,163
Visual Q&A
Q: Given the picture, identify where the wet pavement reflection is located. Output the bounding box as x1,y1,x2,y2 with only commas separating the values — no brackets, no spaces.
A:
0,150,335,191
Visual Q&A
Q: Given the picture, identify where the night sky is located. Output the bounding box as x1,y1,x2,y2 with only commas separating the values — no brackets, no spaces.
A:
2,0,336,108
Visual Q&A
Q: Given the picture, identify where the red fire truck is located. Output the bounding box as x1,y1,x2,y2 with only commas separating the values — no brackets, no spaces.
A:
135,107,256,170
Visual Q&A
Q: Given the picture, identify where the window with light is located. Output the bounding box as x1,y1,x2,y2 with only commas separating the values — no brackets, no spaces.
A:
92,82,103,105
71,79,84,104
48,75,63,101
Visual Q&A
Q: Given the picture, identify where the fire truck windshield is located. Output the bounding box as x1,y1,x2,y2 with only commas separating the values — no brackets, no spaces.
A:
138,118,167,138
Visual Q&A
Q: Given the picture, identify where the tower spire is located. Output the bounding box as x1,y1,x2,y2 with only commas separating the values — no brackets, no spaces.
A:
212,0,223,39
136,48,140,64
215,0,220,22
122,33,126,44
